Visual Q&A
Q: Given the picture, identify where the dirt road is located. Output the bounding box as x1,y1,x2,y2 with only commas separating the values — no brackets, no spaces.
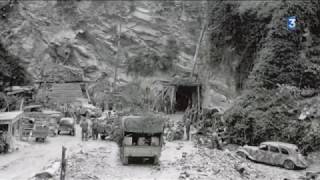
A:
0,127,82,180
0,114,319,180
63,140,197,180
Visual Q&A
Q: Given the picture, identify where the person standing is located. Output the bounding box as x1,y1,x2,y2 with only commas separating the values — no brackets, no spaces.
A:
183,105,191,140
211,130,222,150
80,115,89,141
92,119,99,140
185,116,191,141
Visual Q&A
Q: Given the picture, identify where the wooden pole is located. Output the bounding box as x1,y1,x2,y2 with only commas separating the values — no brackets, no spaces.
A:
197,85,200,113
190,22,207,78
113,23,121,91
60,146,67,180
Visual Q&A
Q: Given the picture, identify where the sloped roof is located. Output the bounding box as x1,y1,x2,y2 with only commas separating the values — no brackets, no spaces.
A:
0,111,23,123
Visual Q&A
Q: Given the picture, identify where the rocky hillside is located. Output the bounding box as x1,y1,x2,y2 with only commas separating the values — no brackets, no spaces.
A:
0,0,208,83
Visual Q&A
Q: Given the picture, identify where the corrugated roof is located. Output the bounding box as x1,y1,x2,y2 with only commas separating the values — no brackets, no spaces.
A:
0,111,23,121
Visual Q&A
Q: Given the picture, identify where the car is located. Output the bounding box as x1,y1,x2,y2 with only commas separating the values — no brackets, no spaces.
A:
236,141,309,170
58,117,75,136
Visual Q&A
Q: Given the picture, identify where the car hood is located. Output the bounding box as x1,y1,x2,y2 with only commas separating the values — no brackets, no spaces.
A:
242,145,259,151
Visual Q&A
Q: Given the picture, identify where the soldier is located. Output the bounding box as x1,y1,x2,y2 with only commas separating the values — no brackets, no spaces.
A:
184,106,191,140
80,114,89,141
183,105,190,122
210,130,222,150
92,119,99,140
185,116,191,141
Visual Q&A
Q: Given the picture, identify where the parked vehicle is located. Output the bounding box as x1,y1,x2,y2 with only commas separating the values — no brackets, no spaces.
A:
120,114,165,165
22,105,49,142
58,117,75,136
236,141,309,170
48,117,59,136
43,110,62,137
32,125,49,142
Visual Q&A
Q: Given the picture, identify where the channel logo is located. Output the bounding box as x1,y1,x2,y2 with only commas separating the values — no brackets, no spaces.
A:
287,16,296,31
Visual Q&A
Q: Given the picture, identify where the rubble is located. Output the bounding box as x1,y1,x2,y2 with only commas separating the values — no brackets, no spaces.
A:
174,147,266,180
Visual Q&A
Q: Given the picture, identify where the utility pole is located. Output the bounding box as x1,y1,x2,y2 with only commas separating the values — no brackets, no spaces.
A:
113,23,121,92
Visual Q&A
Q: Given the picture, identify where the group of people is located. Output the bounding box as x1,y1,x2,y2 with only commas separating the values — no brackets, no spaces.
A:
80,113,99,141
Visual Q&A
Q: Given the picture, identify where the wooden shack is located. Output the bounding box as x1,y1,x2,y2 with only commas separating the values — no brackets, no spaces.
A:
0,111,23,151
35,81,89,107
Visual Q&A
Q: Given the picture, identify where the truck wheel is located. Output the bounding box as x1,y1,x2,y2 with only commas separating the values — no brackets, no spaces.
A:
101,135,106,140
283,160,295,170
153,156,159,165
122,156,128,165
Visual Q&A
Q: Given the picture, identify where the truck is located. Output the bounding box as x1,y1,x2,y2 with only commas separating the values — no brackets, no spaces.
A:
22,105,50,142
119,114,165,165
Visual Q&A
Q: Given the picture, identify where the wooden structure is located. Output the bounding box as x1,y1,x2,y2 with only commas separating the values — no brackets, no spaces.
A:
0,111,23,151
153,77,202,113
35,81,89,106
48,83,84,104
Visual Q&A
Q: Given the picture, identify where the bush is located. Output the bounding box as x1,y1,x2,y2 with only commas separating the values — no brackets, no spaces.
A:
224,87,320,153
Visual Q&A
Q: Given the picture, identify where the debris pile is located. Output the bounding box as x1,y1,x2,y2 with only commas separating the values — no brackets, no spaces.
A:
175,148,265,180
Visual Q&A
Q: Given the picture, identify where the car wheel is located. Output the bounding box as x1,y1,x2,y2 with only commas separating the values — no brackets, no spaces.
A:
57,130,60,135
236,151,248,159
283,160,295,170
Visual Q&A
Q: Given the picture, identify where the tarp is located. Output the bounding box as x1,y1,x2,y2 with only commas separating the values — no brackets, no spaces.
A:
121,115,165,134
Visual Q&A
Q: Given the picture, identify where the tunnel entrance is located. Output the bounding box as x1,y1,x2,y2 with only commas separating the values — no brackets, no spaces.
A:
175,85,199,112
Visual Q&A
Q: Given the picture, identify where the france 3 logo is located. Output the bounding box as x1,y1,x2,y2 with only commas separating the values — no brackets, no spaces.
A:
287,16,296,31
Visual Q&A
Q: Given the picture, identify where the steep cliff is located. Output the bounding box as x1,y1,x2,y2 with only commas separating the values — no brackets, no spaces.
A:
0,0,207,83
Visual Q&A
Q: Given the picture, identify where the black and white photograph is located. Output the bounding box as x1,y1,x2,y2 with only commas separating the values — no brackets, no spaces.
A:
0,0,319,179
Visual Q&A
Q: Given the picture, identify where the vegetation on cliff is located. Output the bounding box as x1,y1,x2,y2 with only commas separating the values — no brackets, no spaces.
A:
208,1,320,151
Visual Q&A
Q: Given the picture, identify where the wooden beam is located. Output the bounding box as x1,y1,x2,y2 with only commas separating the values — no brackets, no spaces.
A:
113,23,121,91
190,22,207,78
197,85,200,113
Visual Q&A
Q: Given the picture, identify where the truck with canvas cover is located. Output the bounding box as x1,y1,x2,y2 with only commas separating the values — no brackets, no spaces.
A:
120,114,165,165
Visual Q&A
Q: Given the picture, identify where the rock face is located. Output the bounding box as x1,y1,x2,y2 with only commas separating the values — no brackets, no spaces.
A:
0,1,207,83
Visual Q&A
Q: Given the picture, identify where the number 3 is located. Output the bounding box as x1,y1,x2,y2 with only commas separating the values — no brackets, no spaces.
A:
288,19,296,28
